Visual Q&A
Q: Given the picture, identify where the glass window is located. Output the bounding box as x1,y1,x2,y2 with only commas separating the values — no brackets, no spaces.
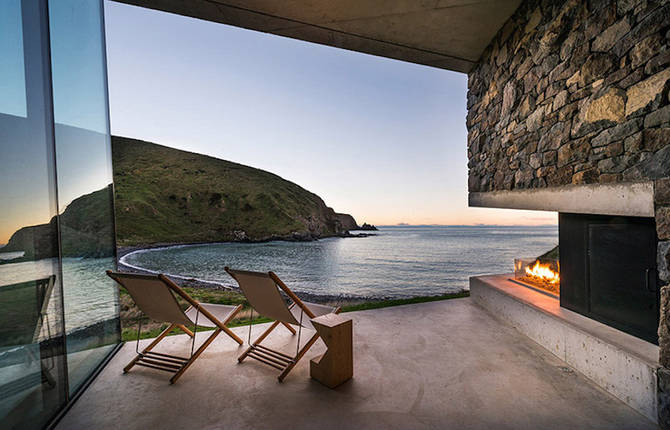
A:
48,0,120,395
0,1,68,428
0,0,27,117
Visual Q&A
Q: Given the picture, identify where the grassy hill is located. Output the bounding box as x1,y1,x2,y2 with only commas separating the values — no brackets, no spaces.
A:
3,136,359,257
112,136,358,246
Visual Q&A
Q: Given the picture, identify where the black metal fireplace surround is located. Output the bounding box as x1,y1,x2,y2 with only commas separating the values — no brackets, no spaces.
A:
559,213,659,344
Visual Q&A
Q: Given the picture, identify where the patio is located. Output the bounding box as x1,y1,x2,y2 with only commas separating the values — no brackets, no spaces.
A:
57,297,654,429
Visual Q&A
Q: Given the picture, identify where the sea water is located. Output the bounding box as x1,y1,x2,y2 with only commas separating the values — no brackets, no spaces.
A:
0,226,557,336
121,225,558,300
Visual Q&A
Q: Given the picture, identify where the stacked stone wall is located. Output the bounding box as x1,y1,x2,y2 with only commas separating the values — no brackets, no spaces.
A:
467,0,669,193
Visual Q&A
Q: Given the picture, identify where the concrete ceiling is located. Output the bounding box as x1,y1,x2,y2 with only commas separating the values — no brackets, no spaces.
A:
112,0,522,73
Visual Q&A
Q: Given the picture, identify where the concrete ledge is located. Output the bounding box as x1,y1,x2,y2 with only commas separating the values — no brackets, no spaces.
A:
468,181,654,217
471,274,659,423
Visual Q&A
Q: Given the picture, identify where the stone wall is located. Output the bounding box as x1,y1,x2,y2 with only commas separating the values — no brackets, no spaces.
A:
466,0,669,193
466,0,670,424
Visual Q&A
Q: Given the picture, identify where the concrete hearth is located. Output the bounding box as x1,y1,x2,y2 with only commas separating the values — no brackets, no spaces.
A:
471,274,659,423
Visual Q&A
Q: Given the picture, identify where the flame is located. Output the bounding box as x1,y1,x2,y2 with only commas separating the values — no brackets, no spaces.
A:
525,261,560,284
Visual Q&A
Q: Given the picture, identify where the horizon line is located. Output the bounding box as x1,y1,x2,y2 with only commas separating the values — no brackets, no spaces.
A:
370,223,558,228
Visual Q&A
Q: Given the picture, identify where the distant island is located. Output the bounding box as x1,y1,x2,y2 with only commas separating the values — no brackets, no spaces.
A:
3,136,372,258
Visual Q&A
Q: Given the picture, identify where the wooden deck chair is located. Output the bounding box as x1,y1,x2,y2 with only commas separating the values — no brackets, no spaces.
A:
106,271,244,384
225,267,340,382
0,276,56,400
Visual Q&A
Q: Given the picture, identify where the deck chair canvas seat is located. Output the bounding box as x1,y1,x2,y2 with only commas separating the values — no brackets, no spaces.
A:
225,267,340,382
107,271,243,383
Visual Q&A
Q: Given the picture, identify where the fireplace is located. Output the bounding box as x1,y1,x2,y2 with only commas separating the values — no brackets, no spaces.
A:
514,256,560,296
511,213,659,343
558,213,659,344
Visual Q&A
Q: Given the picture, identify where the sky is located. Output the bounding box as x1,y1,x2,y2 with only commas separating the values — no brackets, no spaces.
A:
103,1,557,227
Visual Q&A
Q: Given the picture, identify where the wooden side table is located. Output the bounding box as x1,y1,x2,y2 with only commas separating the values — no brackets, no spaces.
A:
310,313,353,388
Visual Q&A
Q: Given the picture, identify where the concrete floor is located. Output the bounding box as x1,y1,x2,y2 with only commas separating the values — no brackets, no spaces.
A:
57,298,656,429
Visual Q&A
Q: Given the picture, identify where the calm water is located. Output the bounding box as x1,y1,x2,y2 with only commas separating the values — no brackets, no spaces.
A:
122,226,558,299
0,257,118,336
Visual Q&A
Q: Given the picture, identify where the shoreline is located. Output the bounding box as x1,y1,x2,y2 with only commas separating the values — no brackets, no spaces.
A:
116,238,468,305
116,231,376,256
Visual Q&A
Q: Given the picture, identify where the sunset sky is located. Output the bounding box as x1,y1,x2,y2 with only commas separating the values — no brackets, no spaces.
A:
103,1,557,228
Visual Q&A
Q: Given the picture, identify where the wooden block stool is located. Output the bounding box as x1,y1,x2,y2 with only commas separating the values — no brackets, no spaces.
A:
310,313,353,388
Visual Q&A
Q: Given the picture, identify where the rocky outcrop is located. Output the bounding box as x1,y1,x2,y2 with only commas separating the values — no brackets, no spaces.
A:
359,223,378,231
334,213,359,232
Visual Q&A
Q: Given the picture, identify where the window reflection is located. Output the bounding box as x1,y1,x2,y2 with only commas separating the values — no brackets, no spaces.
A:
0,0,119,426
0,0,27,117
48,0,120,395
0,1,67,428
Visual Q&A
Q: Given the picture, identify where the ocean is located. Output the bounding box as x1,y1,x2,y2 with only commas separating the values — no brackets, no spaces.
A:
0,226,557,336
0,257,118,337
121,225,558,300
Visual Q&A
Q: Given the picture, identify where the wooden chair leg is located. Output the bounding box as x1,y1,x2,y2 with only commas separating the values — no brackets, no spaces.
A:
238,321,280,362
177,324,194,337
170,329,222,384
281,322,296,335
124,323,176,373
221,326,244,345
278,331,321,382
215,304,244,345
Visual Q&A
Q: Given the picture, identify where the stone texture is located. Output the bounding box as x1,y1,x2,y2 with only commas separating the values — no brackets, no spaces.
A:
625,68,670,116
585,88,626,123
630,33,664,69
635,145,670,180
467,0,670,194
592,18,631,52
659,241,670,283
644,128,670,152
659,206,670,241
645,105,670,128
661,285,670,367
657,178,670,206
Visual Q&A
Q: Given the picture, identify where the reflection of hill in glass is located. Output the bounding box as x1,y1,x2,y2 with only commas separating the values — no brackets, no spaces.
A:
4,186,115,259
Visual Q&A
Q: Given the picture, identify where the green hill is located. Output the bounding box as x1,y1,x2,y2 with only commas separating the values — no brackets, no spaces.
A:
3,136,359,257
112,136,358,246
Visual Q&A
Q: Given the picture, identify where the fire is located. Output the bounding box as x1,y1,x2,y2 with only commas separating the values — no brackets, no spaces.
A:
525,260,560,284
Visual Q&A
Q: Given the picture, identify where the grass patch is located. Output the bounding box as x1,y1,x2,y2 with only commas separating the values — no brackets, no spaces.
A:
119,286,469,341
340,291,470,312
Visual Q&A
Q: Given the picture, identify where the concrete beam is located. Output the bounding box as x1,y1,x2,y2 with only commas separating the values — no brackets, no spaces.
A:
469,182,655,217
111,0,522,72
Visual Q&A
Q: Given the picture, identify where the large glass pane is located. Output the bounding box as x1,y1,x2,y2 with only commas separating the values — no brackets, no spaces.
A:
0,0,68,428
48,0,119,394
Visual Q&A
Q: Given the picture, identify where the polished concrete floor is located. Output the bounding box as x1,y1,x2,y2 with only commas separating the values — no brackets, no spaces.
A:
57,298,656,429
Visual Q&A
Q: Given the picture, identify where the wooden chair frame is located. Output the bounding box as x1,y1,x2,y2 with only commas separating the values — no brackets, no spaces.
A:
107,271,244,384
225,268,340,382
0,276,56,399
